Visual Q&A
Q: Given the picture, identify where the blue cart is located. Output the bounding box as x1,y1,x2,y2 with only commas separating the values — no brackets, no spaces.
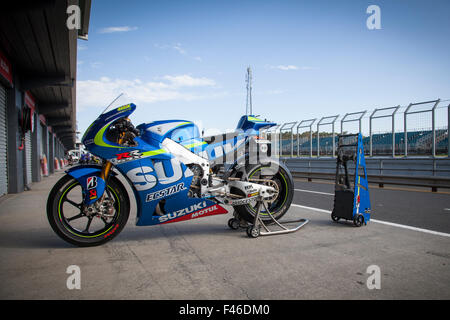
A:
331,134,371,226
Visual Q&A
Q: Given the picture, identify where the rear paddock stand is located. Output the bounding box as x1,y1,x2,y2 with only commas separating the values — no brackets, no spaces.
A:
228,198,309,238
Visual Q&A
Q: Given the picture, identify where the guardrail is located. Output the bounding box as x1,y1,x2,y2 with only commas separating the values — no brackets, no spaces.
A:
281,157,450,191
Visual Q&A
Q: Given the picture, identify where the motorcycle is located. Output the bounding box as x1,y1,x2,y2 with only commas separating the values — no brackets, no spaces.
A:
47,97,295,246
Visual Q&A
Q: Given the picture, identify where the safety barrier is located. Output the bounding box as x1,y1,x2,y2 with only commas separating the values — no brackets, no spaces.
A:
282,157,450,191
40,155,48,177
262,98,450,159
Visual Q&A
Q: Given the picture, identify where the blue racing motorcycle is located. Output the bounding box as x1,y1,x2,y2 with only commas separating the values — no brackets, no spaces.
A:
47,98,295,246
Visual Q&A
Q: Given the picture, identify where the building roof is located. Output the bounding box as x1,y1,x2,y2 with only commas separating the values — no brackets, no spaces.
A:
0,0,91,149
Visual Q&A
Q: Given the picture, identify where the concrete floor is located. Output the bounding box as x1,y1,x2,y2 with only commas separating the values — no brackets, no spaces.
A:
0,170,449,299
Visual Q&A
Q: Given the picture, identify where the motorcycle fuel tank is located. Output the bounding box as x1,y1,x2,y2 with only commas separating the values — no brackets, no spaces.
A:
137,120,200,144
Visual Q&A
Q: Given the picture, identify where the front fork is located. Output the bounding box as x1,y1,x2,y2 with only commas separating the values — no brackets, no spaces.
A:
101,161,113,181
98,132,123,202
98,160,113,203
81,161,115,218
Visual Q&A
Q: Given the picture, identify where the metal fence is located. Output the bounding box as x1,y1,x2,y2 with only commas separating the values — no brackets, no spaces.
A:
282,157,450,190
262,99,450,159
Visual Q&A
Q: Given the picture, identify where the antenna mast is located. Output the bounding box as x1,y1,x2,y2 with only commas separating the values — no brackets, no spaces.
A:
246,66,253,116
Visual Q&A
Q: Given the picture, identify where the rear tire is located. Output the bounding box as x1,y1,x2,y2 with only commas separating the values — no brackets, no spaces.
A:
233,162,294,225
47,174,130,247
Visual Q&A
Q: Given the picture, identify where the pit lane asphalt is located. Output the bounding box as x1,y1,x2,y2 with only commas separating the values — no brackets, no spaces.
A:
292,179,450,234
0,171,449,299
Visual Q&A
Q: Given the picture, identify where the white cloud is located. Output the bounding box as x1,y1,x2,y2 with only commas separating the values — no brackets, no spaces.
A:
154,43,202,62
172,43,186,55
268,65,318,71
98,26,138,34
299,66,318,70
76,75,217,111
154,43,186,54
270,65,299,71
90,62,103,68
267,89,284,95
162,75,216,87
153,43,168,49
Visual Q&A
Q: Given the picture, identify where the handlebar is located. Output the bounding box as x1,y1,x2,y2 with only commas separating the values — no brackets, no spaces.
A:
110,118,140,146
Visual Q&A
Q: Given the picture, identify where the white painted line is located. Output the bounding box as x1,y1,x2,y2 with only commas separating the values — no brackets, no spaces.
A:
294,189,334,196
292,204,332,214
369,219,450,238
291,204,450,238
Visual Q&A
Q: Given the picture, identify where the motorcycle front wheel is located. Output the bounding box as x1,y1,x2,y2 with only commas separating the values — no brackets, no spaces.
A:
232,162,294,224
47,174,129,247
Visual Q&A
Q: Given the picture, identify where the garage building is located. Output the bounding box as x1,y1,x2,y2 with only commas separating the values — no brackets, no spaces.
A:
0,0,91,196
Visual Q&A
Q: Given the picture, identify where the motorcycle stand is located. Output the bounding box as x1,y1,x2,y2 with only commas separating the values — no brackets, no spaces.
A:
228,197,309,238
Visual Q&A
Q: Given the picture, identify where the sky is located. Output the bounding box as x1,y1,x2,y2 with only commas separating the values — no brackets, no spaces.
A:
76,0,450,137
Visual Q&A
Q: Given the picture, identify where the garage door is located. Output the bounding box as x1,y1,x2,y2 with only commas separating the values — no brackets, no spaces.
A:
25,130,32,186
0,85,8,196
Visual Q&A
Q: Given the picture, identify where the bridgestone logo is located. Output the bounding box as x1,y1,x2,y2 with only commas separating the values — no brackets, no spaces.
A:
86,176,97,190
146,182,186,202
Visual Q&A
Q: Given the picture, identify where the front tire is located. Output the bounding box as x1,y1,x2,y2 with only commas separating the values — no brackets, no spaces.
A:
47,174,130,247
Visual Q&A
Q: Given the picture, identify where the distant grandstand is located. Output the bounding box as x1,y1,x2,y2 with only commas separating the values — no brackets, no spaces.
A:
268,98,449,158
278,128,449,157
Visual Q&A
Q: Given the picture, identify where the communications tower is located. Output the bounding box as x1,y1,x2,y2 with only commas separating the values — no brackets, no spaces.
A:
246,67,253,116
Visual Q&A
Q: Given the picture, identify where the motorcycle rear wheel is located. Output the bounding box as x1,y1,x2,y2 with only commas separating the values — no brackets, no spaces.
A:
47,174,129,247
233,162,294,225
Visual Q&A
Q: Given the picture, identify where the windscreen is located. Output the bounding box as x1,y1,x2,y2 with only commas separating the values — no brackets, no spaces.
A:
101,93,134,115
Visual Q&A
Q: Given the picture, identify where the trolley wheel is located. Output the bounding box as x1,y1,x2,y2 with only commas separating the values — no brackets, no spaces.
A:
246,226,260,238
353,214,364,227
227,218,240,230
331,213,340,222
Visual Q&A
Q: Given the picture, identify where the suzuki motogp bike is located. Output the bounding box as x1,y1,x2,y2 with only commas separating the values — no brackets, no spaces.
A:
47,100,295,246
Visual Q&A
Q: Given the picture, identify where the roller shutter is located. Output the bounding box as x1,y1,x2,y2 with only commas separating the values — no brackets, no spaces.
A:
25,130,32,185
40,123,45,157
0,85,8,196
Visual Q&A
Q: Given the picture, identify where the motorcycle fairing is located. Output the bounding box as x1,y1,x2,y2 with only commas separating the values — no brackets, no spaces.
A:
82,103,144,160
137,115,276,163
78,104,223,224
236,115,276,132
179,116,276,162
115,153,228,226
138,120,199,144
158,200,228,224
79,105,268,226
65,165,109,205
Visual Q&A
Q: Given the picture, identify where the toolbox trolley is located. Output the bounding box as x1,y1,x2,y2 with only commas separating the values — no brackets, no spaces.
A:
331,133,371,226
